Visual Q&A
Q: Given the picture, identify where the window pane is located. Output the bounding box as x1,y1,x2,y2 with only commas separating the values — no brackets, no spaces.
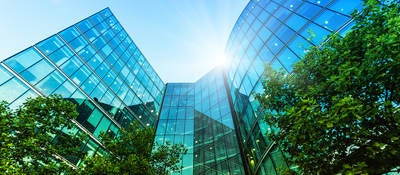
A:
36,71,65,96
53,80,77,98
0,66,12,85
5,48,43,73
0,78,28,103
94,117,111,137
48,45,74,66
70,65,91,85
61,56,83,76
69,36,89,52
9,90,37,109
77,19,93,33
36,35,65,55
60,26,80,42
20,59,54,85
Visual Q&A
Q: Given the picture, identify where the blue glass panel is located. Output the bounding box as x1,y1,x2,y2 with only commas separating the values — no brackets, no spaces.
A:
264,16,281,32
100,9,112,19
20,59,54,85
36,71,65,96
296,2,322,19
95,62,110,78
78,45,96,62
53,80,76,98
93,37,107,50
77,19,94,33
84,28,101,42
96,22,109,34
101,45,112,57
315,9,350,31
329,0,363,15
9,90,37,109
36,35,64,55
274,6,291,20
48,45,74,66
265,1,279,13
277,48,300,72
5,48,43,73
275,24,296,43
61,56,83,76
307,0,332,6
69,36,89,52
60,26,80,42
285,13,308,32
0,66,12,85
270,59,284,71
282,0,303,10
90,13,103,25
70,65,91,85
300,22,331,45
103,29,115,41
94,117,111,137
88,54,103,70
111,23,122,34
82,74,100,94
0,78,28,103
105,16,117,28
267,35,284,54
288,36,313,58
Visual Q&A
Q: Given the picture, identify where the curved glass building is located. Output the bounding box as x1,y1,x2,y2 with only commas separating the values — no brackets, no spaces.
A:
225,0,364,174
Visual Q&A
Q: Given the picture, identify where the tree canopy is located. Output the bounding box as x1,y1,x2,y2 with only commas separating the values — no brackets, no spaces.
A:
0,95,83,174
256,0,400,174
79,122,187,175
1,95,187,175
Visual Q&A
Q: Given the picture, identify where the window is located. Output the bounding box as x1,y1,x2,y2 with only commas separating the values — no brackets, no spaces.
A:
36,35,64,55
48,45,74,66
0,78,29,103
5,48,43,73
0,66,12,85
20,59,54,85
60,26,80,42
36,70,65,96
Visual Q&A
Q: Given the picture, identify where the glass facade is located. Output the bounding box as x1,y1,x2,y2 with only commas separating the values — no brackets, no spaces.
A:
225,0,364,174
0,1,367,174
154,69,245,175
0,8,164,164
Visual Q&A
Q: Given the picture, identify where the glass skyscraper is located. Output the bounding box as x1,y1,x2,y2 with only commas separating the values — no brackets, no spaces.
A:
225,0,364,174
0,8,164,165
0,1,366,174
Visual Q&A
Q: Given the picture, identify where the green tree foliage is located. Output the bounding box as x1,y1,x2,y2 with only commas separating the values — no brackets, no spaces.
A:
0,95,84,174
80,122,187,175
256,1,400,174
151,142,187,175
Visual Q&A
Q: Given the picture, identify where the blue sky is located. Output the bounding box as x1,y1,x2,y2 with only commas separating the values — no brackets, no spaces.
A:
0,0,248,82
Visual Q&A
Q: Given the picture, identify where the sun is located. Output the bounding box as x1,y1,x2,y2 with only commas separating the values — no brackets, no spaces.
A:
215,54,228,68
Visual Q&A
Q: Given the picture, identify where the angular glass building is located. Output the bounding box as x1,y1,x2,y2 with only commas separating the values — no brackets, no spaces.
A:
0,0,366,174
225,0,364,174
0,8,164,164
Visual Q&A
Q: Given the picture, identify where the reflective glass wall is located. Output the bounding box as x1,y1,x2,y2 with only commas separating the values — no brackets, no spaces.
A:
225,0,364,174
154,69,245,175
0,8,164,164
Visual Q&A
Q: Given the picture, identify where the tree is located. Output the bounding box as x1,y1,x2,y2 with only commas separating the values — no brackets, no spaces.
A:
0,95,84,174
256,0,400,174
151,141,187,175
80,122,187,175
